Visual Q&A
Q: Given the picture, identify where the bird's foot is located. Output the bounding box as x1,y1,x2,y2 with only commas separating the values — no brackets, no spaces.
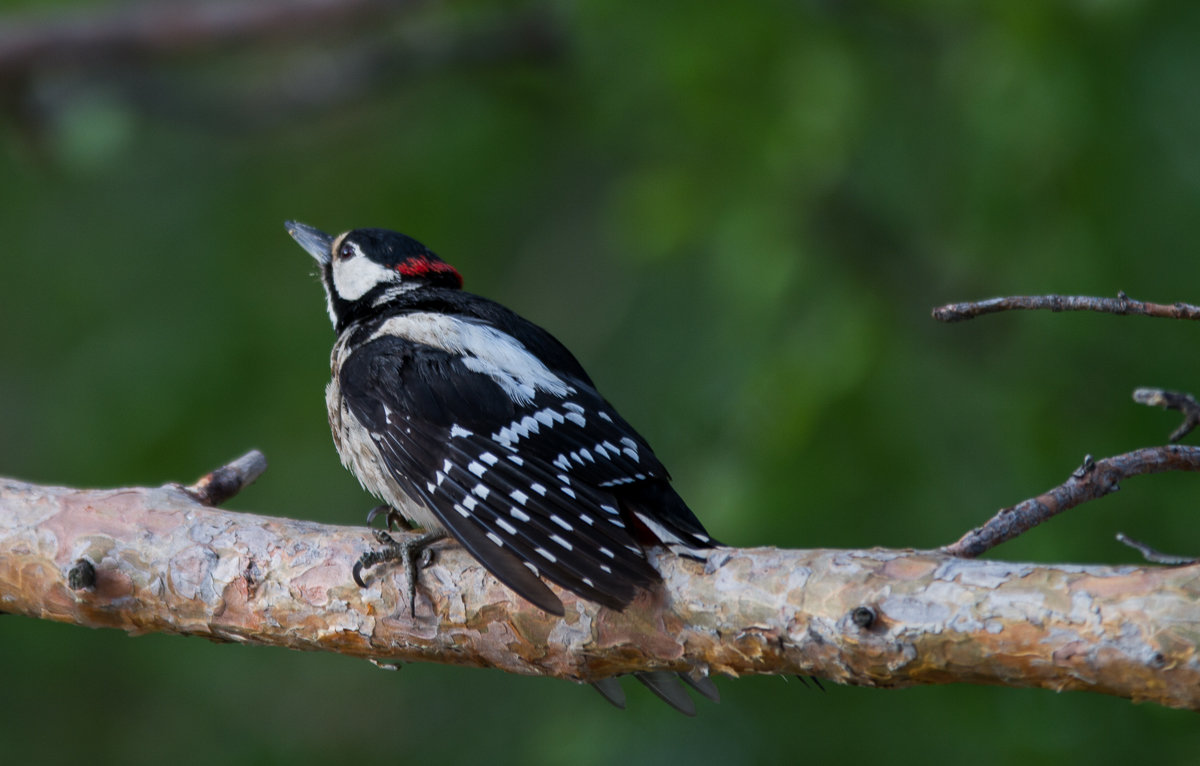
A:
353,528,447,616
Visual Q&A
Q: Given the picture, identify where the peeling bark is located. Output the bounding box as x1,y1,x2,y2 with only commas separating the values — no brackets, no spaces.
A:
1,477,1197,710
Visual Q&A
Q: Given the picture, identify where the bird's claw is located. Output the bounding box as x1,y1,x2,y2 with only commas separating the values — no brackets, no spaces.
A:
365,504,413,531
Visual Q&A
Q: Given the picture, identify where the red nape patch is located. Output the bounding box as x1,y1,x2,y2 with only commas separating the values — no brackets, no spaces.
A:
396,256,463,288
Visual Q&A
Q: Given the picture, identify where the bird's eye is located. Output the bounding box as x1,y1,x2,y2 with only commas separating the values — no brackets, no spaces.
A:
338,242,357,260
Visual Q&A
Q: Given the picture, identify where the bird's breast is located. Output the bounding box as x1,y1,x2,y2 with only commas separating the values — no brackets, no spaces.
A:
325,378,444,533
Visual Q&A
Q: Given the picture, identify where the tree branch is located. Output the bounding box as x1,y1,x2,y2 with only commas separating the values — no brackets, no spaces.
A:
3,463,1198,711
0,1,564,143
0,0,406,75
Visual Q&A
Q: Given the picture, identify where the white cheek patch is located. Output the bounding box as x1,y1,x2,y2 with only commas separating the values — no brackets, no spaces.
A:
332,246,399,301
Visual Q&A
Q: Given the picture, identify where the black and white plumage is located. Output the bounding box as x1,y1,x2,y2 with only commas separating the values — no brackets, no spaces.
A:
287,222,717,617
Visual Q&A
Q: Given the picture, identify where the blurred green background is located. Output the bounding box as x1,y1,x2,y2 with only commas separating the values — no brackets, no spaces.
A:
3,0,1199,762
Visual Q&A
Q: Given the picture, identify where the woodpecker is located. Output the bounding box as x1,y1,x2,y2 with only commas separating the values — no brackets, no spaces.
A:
288,222,722,712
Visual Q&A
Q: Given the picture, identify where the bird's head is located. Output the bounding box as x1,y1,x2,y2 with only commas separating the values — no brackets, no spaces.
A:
286,222,462,329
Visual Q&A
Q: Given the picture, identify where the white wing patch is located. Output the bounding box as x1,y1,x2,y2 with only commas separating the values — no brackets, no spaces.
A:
372,313,575,405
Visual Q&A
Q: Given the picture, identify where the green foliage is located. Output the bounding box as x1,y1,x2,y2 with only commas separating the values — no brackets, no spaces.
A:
3,1,1199,762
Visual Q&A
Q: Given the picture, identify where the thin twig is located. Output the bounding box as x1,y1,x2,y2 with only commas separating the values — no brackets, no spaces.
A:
1115,532,1198,566
942,445,1200,558
932,292,1200,323
1133,388,1200,443
180,449,267,507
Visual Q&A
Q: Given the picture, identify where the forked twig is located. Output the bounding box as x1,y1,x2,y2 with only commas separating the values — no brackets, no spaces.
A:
1133,388,1200,443
942,446,1200,558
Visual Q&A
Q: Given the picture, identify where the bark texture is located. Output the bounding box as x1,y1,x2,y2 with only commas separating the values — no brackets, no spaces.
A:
2,477,1197,710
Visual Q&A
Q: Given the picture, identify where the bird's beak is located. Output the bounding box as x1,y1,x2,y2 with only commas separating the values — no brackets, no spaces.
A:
286,221,334,265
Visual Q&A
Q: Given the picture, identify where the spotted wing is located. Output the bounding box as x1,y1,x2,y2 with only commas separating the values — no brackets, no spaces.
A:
340,336,691,614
